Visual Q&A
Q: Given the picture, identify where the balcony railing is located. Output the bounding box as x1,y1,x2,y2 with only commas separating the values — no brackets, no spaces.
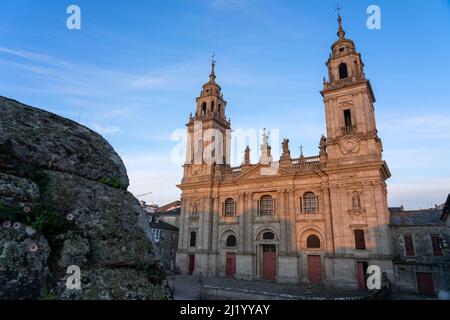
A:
341,125,357,135
291,156,320,167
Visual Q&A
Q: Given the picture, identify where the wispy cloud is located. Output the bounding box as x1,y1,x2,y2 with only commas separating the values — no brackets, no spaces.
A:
90,123,121,136
0,46,196,96
379,113,450,140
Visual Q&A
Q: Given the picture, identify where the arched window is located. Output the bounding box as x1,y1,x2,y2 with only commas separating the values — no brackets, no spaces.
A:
226,235,237,247
211,101,215,113
339,62,348,79
263,232,275,240
224,198,235,217
352,192,361,209
201,102,207,115
259,195,274,216
307,235,321,248
303,192,318,213
218,104,222,115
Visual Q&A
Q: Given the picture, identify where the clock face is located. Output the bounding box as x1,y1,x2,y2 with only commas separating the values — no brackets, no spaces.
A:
340,136,360,155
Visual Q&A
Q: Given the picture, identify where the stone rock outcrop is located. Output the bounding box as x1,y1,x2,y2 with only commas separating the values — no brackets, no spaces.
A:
0,96,167,300
0,226,50,300
0,96,129,189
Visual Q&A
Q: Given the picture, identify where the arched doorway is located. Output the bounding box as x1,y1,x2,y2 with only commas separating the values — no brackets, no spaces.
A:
225,235,237,277
220,230,238,278
256,230,279,280
300,230,325,285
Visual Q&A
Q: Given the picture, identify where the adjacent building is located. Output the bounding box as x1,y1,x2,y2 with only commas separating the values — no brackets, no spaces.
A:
390,204,450,296
156,200,181,227
150,216,179,273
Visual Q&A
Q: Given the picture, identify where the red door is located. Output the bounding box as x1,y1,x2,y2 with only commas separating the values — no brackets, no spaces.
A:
226,253,236,277
357,262,368,289
262,245,277,280
416,272,435,296
188,255,195,275
307,255,323,284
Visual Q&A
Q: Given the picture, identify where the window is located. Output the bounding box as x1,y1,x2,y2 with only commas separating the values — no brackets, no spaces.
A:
259,195,274,216
354,230,366,250
201,102,207,115
224,198,235,217
344,109,352,127
190,231,197,247
431,235,443,256
151,228,160,243
263,232,275,240
352,191,361,209
303,192,318,213
404,235,415,256
307,235,321,249
339,62,348,79
211,101,215,112
226,235,237,247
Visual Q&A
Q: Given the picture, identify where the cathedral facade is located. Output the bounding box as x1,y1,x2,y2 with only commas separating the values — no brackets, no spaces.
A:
175,16,394,289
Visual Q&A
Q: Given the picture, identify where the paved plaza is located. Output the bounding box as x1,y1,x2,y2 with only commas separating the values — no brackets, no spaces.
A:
170,275,375,300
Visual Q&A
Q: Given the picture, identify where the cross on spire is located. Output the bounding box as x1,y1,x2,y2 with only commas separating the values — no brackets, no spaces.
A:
209,51,216,81
335,3,346,39
335,3,342,17
211,52,216,66
299,145,304,158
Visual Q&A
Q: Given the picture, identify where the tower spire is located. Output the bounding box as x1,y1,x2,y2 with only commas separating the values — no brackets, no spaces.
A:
335,3,345,39
210,52,216,81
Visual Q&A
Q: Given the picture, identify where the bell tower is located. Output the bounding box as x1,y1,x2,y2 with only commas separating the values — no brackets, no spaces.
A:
321,14,383,163
184,54,231,179
320,13,394,287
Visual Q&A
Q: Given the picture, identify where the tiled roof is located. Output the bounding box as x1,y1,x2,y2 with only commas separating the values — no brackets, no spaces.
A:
156,200,181,213
158,207,181,217
390,209,444,226
149,220,179,231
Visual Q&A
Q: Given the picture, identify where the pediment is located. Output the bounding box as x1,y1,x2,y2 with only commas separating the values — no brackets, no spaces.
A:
233,163,296,180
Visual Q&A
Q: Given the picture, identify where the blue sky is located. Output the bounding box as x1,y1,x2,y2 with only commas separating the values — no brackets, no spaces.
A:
1,0,449,209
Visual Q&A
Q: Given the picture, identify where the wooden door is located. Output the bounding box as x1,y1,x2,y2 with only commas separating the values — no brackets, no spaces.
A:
188,255,195,275
416,272,435,296
226,253,236,277
307,255,323,284
262,245,276,280
357,262,368,289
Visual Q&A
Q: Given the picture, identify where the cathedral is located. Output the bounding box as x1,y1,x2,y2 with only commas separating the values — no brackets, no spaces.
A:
175,15,395,289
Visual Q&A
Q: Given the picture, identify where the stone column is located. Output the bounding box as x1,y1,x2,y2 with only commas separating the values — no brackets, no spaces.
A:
176,196,191,274
322,186,335,254
245,192,254,253
288,190,296,253
211,195,219,252
178,196,186,249
238,193,245,253
279,189,288,254
182,197,191,250
277,189,299,283
199,196,206,250
236,192,254,280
